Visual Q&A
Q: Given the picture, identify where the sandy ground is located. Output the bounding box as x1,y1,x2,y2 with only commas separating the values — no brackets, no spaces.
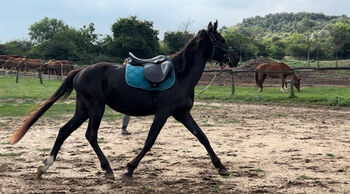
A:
1,101,350,193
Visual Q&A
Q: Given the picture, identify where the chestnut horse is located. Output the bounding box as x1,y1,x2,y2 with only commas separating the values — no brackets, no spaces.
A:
255,62,301,92
9,21,239,180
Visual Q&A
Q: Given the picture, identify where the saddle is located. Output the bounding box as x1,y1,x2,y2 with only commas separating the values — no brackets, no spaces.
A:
128,52,173,84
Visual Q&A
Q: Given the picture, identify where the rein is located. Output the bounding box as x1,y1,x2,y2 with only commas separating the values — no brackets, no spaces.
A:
195,67,225,96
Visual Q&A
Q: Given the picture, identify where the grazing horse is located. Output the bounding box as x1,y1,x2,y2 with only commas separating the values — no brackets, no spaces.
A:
255,62,301,92
9,21,239,180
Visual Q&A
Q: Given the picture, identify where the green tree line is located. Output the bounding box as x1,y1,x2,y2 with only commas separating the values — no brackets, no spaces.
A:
222,12,350,66
1,13,350,66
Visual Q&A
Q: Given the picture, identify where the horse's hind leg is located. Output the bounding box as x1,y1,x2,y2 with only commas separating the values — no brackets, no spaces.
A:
258,74,266,92
173,111,229,176
37,104,88,178
84,103,115,179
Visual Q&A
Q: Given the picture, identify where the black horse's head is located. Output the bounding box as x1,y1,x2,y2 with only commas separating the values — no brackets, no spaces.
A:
206,21,239,68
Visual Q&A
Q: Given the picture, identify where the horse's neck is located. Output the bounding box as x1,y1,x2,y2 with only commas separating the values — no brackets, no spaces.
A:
175,47,209,89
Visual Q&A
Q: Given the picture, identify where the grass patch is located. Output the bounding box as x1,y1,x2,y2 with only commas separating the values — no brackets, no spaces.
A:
326,153,335,158
0,122,7,127
201,120,214,127
284,59,350,68
274,113,288,117
298,174,309,180
0,152,24,157
1,76,350,119
195,86,350,107
0,76,75,100
255,168,263,172
36,148,51,152
326,96,350,107
211,186,220,192
97,137,106,144
0,103,76,117
229,119,240,123
221,175,230,179
145,186,155,192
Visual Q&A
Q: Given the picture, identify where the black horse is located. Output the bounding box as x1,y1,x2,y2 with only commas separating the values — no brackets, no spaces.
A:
9,21,239,180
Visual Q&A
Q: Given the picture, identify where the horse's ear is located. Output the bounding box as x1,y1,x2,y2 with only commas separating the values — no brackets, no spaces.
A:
213,20,218,32
207,22,213,32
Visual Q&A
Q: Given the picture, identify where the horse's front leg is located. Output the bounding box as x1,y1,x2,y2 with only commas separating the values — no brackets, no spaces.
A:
123,113,168,179
173,111,229,176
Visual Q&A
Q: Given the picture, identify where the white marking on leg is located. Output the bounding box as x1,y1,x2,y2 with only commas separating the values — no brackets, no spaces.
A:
41,156,54,172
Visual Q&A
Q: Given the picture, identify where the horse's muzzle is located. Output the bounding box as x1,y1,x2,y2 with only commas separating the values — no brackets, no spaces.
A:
226,51,239,68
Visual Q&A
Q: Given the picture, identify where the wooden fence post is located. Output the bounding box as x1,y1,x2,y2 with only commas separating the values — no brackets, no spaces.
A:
290,71,295,98
38,68,43,84
60,63,63,80
16,67,19,84
231,72,235,95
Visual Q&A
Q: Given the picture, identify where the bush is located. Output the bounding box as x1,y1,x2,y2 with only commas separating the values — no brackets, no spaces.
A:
327,96,350,107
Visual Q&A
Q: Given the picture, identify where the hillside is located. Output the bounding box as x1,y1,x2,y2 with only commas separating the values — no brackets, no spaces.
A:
237,12,350,33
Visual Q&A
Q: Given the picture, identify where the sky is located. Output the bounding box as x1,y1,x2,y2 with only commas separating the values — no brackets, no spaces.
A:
1,0,350,43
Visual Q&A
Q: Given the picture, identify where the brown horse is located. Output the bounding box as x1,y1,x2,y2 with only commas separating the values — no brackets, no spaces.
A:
255,62,301,92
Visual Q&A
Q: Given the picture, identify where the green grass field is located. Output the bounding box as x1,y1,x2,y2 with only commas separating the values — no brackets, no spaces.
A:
0,76,123,119
195,86,350,107
0,75,349,118
284,58,350,68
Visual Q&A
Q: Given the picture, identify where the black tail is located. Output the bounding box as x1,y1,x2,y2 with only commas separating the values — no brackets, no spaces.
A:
9,69,82,144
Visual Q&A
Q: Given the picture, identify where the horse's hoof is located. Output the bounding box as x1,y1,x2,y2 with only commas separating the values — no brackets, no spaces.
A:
105,172,115,180
121,173,133,183
37,166,44,178
121,130,132,135
218,168,230,176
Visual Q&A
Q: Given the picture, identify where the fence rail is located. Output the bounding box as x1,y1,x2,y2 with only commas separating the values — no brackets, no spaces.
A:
4,66,349,97
203,67,350,97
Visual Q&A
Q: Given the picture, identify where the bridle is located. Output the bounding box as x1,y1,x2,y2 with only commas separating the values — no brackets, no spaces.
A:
195,31,232,96
206,30,233,70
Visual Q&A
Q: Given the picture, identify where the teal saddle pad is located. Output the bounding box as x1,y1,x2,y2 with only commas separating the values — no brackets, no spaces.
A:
125,64,175,91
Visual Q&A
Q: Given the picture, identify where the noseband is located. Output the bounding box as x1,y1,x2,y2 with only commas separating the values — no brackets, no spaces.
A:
206,30,232,69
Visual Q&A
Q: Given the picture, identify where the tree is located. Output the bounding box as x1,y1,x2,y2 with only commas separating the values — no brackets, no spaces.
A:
111,16,160,58
28,17,101,61
41,29,78,60
286,33,307,59
29,17,68,44
162,31,194,54
0,44,6,55
330,22,350,66
2,40,33,56
311,28,330,67
71,23,99,59
297,18,316,66
222,27,259,61
263,37,286,59
181,18,194,32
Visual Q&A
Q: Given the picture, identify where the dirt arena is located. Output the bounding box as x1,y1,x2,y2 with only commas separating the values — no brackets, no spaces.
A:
1,101,350,193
